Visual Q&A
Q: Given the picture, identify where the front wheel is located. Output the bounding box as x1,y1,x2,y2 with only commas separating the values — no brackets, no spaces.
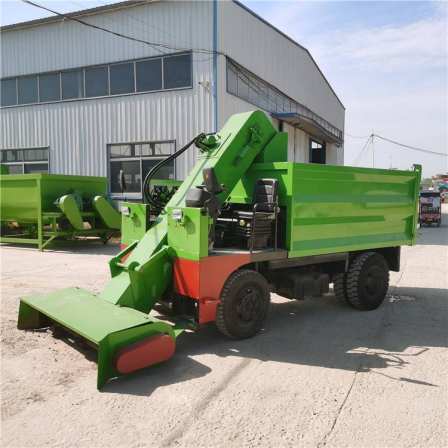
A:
346,252,389,311
216,269,270,339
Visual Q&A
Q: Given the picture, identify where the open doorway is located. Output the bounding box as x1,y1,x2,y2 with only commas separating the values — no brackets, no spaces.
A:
309,139,326,164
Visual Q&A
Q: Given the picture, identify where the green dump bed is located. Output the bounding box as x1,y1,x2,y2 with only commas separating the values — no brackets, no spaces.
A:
231,162,421,257
0,174,107,223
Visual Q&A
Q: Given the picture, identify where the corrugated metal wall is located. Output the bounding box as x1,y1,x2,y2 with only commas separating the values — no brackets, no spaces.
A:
0,1,214,180
1,0,345,181
217,1,345,133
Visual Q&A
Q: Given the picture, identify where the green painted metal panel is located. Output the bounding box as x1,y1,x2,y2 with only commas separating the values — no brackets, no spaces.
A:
0,174,106,222
230,162,421,257
120,202,150,246
168,110,277,209
18,287,155,344
92,195,121,230
289,163,420,257
254,132,288,163
18,287,177,388
167,206,210,261
57,194,84,230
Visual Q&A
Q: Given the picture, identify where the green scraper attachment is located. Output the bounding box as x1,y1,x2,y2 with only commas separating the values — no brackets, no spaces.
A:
18,287,177,388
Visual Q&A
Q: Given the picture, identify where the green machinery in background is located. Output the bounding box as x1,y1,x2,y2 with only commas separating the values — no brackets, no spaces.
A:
1,173,120,250
17,111,421,388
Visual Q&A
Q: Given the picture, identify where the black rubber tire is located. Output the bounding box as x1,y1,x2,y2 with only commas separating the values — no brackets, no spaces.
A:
216,269,270,339
346,252,389,311
333,273,348,304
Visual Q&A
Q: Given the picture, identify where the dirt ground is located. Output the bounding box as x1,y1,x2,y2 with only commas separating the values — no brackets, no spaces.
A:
1,205,447,448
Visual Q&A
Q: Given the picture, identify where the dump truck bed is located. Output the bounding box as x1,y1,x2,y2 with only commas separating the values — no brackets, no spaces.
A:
230,162,421,257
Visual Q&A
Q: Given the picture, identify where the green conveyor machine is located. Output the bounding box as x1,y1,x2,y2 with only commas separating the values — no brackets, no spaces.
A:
0,173,120,250
17,111,422,388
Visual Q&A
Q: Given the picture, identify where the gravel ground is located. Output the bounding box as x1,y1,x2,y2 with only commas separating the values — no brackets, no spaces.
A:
1,205,447,448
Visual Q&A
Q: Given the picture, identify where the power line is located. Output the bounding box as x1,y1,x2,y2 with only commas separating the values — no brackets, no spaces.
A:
21,0,222,57
20,0,448,160
352,135,373,166
373,134,447,157
345,132,370,139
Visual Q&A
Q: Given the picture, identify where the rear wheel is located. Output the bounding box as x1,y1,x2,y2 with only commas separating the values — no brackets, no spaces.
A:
333,273,348,304
216,269,270,339
346,252,389,311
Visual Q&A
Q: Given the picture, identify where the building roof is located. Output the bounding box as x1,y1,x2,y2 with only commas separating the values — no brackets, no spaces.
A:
0,0,344,108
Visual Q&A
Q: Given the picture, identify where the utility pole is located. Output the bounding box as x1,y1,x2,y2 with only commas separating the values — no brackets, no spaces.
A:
371,131,375,168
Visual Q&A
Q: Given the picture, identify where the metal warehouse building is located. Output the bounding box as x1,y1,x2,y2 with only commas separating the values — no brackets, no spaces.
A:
0,0,345,199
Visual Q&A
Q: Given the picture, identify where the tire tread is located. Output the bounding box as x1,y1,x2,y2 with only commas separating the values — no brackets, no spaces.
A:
346,252,389,310
216,269,269,339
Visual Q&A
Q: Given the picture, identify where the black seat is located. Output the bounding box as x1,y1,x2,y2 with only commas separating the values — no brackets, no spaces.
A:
234,179,279,250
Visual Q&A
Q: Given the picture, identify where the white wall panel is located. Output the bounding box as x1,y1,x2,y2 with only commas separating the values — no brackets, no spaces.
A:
293,128,309,163
0,86,214,178
1,1,214,182
1,1,213,76
218,1,345,132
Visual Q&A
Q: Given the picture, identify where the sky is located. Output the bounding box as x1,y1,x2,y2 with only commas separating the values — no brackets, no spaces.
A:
1,0,447,178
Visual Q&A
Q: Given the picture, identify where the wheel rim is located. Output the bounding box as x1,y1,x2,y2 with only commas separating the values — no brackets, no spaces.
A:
363,265,385,298
236,286,261,322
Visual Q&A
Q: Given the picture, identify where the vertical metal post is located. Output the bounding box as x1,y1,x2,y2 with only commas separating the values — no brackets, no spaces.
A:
213,0,218,132
37,179,43,250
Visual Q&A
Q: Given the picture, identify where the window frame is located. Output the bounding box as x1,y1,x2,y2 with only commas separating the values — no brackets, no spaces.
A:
0,51,193,109
162,53,193,90
17,75,38,105
0,147,50,174
0,77,18,106
226,57,343,143
135,57,163,93
84,65,110,98
109,61,136,96
107,140,176,199
38,71,61,103
61,69,84,101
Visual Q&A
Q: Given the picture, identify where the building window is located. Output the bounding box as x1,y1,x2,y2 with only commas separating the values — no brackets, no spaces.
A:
309,139,326,164
0,147,49,173
18,75,38,104
1,78,17,106
108,141,175,195
85,66,109,97
39,73,61,102
136,59,162,92
1,52,192,108
226,58,343,143
61,70,84,100
163,54,192,89
110,62,135,95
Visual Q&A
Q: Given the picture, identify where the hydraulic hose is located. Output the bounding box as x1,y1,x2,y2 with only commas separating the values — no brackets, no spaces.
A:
142,133,206,209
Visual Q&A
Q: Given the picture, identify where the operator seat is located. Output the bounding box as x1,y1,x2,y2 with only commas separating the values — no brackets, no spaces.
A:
234,178,279,251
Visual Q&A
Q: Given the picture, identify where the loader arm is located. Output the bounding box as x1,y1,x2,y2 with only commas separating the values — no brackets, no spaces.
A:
18,110,278,388
100,110,277,313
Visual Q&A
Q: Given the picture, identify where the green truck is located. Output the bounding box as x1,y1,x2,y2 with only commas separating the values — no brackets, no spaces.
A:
17,111,421,388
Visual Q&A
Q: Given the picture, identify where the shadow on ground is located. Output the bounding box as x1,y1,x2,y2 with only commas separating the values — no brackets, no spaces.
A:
99,285,446,396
